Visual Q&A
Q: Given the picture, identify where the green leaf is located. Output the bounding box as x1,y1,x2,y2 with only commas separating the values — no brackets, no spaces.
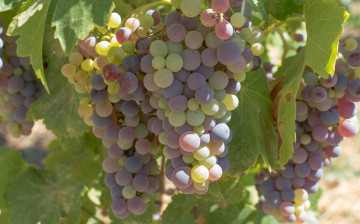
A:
7,0,50,92
227,69,278,176
0,147,26,223
273,50,305,166
246,0,269,22
58,132,103,155
304,0,349,78
52,0,114,53
43,150,102,186
162,176,258,224
0,0,24,12
5,166,84,224
266,0,304,21
28,25,88,137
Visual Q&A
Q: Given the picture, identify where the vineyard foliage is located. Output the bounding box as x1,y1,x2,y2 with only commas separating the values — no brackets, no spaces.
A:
0,0,354,223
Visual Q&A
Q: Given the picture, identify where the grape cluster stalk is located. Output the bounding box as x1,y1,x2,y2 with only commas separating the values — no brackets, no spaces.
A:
0,20,43,138
255,42,360,223
61,0,263,219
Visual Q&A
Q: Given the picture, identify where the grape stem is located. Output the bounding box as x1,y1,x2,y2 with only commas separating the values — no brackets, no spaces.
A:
263,16,305,35
159,154,169,216
120,0,172,27
275,28,291,61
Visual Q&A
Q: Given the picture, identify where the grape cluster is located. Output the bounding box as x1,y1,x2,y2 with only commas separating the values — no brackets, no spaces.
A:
255,46,360,223
0,23,43,138
62,0,263,218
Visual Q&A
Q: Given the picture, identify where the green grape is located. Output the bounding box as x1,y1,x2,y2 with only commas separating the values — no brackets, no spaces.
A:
149,142,158,155
245,61,253,72
171,0,182,8
186,109,205,126
233,71,246,82
154,68,174,88
150,40,168,57
230,37,246,51
167,41,183,54
181,0,202,17
159,131,168,145
205,31,224,49
183,154,194,164
193,146,210,161
248,29,264,44
107,12,121,28
355,67,360,78
117,140,133,150
140,14,154,29
344,38,358,51
69,51,83,66
200,156,217,168
13,67,23,76
135,123,149,139
75,71,88,83
166,53,183,72
303,70,318,86
107,46,125,64
81,59,94,71
108,93,121,103
191,165,209,183
193,125,205,135
84,118,94,126
300,134,311,145
6,122,21,138
95,41,112,56
152,56,166,69
121,40,134,54
193,180,209,191
239,28,252,41
222,94,239,111
74,83,86,93
214,89,226,101
294,189,308,204
61,64,77,77
158,97,169,109
122,185,136,199
231,12,246,28
201,99,220,116
209,71,229,90
169,111,186,127
141,194,151,203
213,102,227,119
118,156,127,166
187,98,199,111
136,27,148,38
251,43,264,56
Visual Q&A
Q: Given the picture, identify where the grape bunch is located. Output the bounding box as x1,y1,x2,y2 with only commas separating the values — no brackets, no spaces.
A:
255,43,360,223
0,23,43,138
61,0,263,218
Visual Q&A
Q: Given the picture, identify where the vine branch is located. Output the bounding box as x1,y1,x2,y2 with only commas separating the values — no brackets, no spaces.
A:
263,16,306,35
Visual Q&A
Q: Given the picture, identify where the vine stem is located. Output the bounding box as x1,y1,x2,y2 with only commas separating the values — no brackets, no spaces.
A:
120,0,172,27
263,16,306,35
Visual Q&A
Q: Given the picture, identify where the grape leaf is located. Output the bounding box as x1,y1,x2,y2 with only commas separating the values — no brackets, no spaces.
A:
162,176,258,224
0,0,24,12
266,0,305,21
227,69,278,176
28,26,88,137
272,50,305,166
0,147,26,223
246,0,269,22
7,0,50,92
304,0,349,78
58,132,103,155
52,0,114,53
5,166,84,224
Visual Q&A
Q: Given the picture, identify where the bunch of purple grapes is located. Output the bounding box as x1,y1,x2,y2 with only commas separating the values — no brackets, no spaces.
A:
255,46,360,223
0,26,43,138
